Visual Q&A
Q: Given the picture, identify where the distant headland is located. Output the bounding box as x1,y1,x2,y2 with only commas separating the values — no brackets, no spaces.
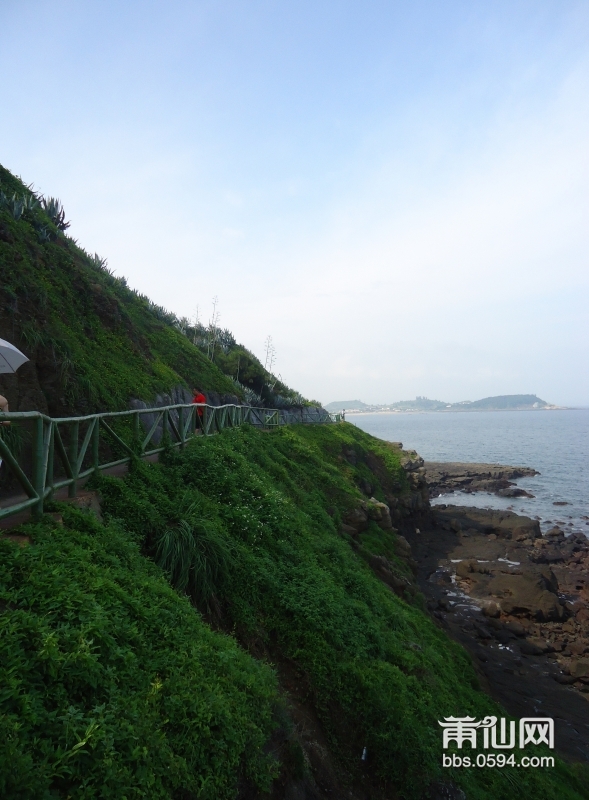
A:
325,394,565,414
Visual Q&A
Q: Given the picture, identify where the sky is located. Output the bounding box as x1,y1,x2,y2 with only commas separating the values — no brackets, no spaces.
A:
1,0,588,405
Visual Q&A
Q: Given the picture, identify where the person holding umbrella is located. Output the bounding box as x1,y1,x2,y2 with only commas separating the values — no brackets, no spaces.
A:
0,337,29,471
0,393,9,425
0,336,29,420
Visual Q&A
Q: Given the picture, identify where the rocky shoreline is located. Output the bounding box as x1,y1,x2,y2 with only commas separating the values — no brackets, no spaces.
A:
425,461,539,498
336,449,589,762
404,463,589,762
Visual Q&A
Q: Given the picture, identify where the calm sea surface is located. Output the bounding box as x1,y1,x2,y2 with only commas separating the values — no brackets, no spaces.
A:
350,409,589,537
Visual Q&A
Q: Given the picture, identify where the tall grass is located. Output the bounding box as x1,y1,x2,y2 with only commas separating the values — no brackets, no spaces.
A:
155,514,234,611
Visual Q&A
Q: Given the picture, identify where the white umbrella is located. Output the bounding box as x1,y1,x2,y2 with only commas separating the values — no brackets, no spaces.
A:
0,337,29,374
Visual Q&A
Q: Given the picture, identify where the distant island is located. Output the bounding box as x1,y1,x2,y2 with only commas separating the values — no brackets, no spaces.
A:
325,394,563,413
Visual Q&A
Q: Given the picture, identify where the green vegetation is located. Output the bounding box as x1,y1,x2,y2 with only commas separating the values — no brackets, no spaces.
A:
0,163,579,798
2,423,584,798
463,394,548,410
0,508,278,799
0,165,305,414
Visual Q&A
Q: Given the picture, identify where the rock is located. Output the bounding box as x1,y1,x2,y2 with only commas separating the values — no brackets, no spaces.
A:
570,658,589,679
528,637,553,653
545,527,565,540
504,620,526,636
494,628,514,644
450,518,462,533
568,640,589,656
553,673,576,685
456,559,491,579
433,506,541,540
342,507,368,533
364,498,393,530
530,549,565,564
358,479,373,496
394,535,412,557
339,524,358,536
520,640,547,656
482,602,501,618
474,623,492,639
342,447,357,465
498,488,535,499
468,567,563,622
401,451,424,472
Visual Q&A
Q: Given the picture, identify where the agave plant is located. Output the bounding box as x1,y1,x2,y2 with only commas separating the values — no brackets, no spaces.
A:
41,196,70,231
233,380,263,406
1,193,26,221
33,221,53,243
23,194,40,213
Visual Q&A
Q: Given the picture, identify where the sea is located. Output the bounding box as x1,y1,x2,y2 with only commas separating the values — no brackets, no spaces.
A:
349,409,589,538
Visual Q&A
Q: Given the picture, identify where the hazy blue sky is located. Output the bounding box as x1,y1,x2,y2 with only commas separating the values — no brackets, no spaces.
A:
1,1,588,405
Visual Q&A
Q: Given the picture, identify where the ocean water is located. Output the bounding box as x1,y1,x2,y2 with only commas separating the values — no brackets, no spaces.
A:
350,409,589,536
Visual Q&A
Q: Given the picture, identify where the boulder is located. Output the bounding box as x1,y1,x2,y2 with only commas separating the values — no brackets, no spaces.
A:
364,498,393,530
482,602,501,618
570,658,589,680
567,640,589,656
455,560,491,579
504,620,526,636
394,535,412,558
342,507,368,534
490,570,563,621
520,639,548,655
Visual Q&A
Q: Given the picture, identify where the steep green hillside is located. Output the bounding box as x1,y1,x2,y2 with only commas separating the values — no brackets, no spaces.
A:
0,165,303,415
1,423,585,800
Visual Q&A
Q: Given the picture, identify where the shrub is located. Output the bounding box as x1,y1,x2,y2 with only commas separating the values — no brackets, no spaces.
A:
0,509,279,799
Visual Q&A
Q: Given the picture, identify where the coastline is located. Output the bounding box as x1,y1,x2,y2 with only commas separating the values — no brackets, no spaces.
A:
344,406,569,416
400,460,589,762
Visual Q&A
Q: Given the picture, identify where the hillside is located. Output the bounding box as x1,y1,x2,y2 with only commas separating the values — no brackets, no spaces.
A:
0,164,304,416
462,394,548,410
324,399,369,412
2,422,586,800
330,394,551,413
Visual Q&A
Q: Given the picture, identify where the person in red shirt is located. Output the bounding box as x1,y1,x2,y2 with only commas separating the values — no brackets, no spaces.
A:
192,388,206,425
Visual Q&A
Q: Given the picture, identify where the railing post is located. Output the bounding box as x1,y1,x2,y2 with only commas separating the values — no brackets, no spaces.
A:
69,420,79,498
32,416,45,517
162,408,169,446
46,421,54,500
133,411,140,452
92,417,100,472
178,406,185,449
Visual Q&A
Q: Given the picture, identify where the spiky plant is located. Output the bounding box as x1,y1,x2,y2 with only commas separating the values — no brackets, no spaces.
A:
154,516,234,611
23,194,40,213
1,193,26,221
41,196,70,230
91,253,108,271
232,379,263,406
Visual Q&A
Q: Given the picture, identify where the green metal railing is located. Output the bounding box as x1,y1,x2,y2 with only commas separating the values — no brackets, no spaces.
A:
0,403,291,522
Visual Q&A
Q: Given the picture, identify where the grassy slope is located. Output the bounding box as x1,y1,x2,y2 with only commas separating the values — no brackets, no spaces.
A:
1,423,585,799
0,165,238,414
